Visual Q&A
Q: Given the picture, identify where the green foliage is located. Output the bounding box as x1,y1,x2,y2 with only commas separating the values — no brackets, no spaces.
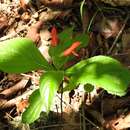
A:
49,28,89,69
0,38,53,73
22,89,44,124
39,71,64,112
58,28,73,42
22,71,64,124
64,55,130,96
49,28,73,69
0,29,130,124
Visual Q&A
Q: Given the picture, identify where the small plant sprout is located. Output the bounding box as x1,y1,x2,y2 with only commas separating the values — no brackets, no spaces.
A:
0,27,130,124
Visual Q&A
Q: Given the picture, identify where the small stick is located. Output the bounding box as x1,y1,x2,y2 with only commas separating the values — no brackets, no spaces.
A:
107,14,129,55
0,78,30,98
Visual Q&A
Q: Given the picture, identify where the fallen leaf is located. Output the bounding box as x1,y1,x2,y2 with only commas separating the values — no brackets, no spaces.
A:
0,14,8,34
101,18,122,39
20,0,30,10
26,20,44,44
40,0,73,7
17,99,29,113
105,112,130,130
21,12,31,22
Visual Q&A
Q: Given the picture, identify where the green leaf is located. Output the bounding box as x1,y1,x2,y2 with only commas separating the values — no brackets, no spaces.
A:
49,39,73,69
0,38,53,73
22,70,63,124
22,89,44,124
39,71,64,112
49,28,74,69
72,33,89,49
65,55,130,96
58,27,73,42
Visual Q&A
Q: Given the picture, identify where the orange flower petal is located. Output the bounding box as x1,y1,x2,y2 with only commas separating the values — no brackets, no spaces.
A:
63,41,80,56
51,26,58,47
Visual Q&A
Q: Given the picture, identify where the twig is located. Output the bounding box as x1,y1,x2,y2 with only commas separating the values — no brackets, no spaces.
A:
82,94,86,130
92,0,104,17
80,111,99,129
0,27,28,42
60,82,63,130
0,88,36,109
56,94,99,128
87,10,99,33
104,112,130,130
80,112,82,130
107,14,129,55
0,78,30,98
32,123,80,130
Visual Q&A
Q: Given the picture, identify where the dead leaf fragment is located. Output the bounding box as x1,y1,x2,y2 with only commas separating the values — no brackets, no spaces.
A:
101,18,122,39
40,0,73,7
21,12,31,22
0,78,29,98
20,0,30,10
122,33,130,51
105,112,130,130
16,99,29,113
102,97,130,116
0,14,8,34
26,20,44,44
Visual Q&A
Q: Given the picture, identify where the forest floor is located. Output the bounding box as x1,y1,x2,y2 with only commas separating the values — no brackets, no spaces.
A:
0,0,130,130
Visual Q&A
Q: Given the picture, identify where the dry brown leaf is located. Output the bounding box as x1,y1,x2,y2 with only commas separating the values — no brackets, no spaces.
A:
122,33,130,51
95,0,130,6
112,33,130,66
26,20,44,44
0,14,8,34
101,18,122,39
21,12,31,22
40,0,73,7
105,112,130,130
16,99,29,113
20,0,30,10
102,97,130,116
0,78,30,98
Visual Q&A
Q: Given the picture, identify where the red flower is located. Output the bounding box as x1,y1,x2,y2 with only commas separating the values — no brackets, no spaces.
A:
51,26,58,47
63,41,80,57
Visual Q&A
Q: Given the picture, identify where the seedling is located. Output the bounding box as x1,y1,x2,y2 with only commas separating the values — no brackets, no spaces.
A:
0,27,130,124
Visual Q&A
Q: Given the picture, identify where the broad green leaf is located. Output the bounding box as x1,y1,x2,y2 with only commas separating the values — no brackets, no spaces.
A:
0,38,53,73
39,71,64,112
49,28,89,69
64,55,130,96
22,89,44,124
